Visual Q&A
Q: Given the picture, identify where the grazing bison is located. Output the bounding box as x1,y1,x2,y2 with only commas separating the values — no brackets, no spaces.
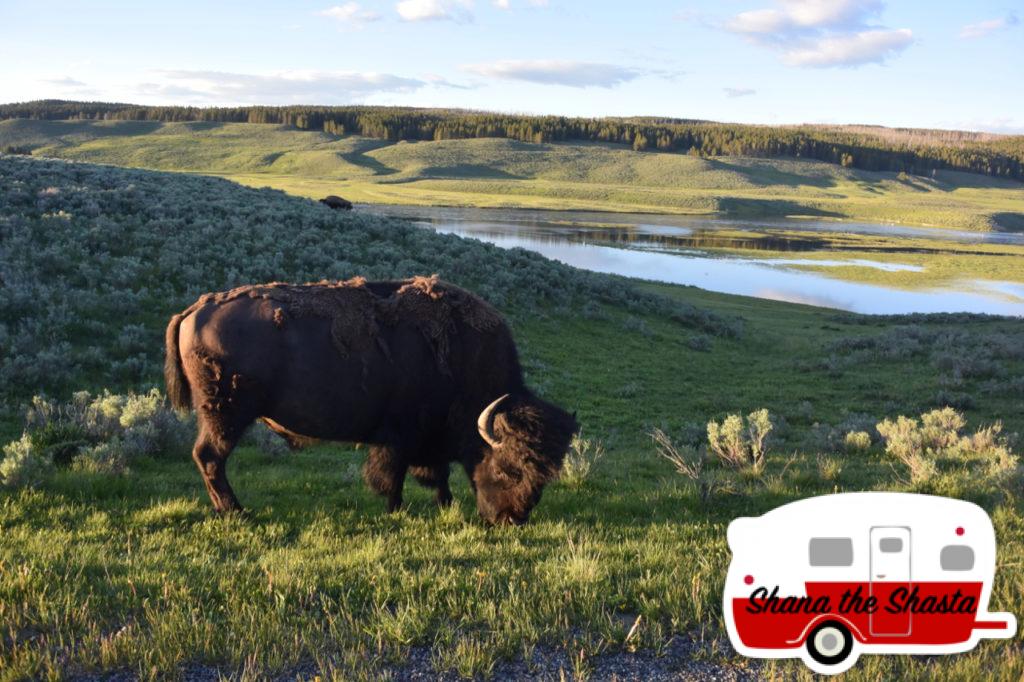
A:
319,195,353,210
164,276,577,525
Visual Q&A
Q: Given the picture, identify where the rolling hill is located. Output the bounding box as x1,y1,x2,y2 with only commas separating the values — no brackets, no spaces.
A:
2,118,1022,230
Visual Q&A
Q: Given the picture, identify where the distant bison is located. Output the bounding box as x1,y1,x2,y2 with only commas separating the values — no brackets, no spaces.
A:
164,276,577,525
319,195,353,210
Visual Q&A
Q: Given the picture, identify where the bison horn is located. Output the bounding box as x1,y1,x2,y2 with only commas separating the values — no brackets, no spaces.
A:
477,393,510,449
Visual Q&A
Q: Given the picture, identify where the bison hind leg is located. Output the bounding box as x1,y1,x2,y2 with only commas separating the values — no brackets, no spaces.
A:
192,421,246,514
410,463,453,507
191,399,259,515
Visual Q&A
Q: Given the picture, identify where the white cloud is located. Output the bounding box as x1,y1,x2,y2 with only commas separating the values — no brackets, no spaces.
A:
781,0,874,26
396,0,473,22
959,13,1018,39
423,74,478,89
318,3,382,24
35,76,99,98
42,76,87,87
492,0,510,8
728,8,790,34
137,69,426,105
462,60,643,88
724,87,757,97
728,0,881,35
726,0,911,67
783,28,912,67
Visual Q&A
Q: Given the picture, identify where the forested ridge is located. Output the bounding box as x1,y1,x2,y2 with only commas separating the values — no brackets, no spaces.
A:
2,99,1023,180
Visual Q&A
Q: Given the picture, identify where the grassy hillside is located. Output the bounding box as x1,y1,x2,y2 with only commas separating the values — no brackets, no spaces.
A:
1,155,1023,679
5,100,1023,181
3,119,1023,230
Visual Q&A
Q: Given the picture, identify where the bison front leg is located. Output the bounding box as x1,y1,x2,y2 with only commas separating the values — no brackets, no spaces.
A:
364,445,408,513
410,463,453,507
192,425,244,514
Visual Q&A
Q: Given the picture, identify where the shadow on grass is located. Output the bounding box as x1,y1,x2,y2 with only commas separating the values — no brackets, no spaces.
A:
709,158,836,189
717,197,844,218
331,137,404,176
992,212,1024,233
180,121,228,132
0,119,165,147
415,164,522,180
54,120,164,137
339,150,399,176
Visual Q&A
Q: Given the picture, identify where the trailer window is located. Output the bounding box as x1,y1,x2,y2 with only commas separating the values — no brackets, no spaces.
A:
879,537,903,553
809,538,853,567
941,545,974,571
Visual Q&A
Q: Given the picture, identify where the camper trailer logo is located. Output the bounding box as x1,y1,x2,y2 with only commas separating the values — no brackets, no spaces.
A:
724,492,1016,675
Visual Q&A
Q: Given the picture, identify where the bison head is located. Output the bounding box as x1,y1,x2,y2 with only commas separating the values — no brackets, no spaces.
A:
473,393,578,525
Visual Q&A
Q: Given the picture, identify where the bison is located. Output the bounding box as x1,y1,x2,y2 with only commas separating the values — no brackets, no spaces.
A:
319,195,353,210
164,275,578,525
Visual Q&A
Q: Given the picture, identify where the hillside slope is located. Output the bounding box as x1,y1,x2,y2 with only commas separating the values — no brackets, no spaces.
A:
0,153,729,406
2,119,1022,230
1,155,1023,679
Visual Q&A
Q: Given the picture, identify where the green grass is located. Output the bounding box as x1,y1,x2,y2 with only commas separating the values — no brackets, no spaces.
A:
2,154,1024,680
4,292,1024,680
3,118,1023,230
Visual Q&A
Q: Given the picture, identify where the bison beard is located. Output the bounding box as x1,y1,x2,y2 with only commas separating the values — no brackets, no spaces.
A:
164,276,578,524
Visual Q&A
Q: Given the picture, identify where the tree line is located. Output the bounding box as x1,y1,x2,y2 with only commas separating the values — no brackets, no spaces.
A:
2,100,1022,180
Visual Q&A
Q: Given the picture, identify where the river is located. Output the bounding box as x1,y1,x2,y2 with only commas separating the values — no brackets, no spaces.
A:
361,205,1024,316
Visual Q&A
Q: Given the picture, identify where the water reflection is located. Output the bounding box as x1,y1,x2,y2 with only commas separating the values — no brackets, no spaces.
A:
361,205,1024,316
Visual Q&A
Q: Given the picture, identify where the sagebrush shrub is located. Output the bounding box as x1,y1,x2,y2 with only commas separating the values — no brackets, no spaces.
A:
650,427,724,503
246,421,291,457
708,415,746,467
876,415,924,462
844,431,872,454
817,455,843,482
560,433,605,488
877,408,1020,488
118,389,193,458
934,390,975,410
920,407,966,450
0,434,52,488
1,388,194,486
707,409,772,472
73,440,129,475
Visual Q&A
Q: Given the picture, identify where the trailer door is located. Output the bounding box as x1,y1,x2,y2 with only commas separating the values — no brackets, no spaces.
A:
870,527,912,636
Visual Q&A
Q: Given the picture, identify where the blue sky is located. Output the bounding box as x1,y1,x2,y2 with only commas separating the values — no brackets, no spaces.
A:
1,0,1021,132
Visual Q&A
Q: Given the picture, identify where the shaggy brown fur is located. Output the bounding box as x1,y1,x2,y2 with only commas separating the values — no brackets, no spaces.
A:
164,276,577,523
319,195,353,210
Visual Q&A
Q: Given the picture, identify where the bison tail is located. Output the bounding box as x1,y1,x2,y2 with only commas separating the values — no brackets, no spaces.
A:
164,312,192,412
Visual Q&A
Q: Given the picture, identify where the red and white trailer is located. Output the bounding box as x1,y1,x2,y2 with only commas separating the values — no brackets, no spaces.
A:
724,492,1016,674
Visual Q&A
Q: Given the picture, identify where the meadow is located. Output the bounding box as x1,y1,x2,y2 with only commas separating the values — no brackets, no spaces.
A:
2,118,1023,232
1,154,1024,680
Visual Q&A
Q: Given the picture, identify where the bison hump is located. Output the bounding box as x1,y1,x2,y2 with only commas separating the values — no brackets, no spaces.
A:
186,276,503,373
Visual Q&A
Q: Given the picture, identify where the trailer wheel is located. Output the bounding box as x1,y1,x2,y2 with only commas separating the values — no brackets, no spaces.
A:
806,621,853,667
